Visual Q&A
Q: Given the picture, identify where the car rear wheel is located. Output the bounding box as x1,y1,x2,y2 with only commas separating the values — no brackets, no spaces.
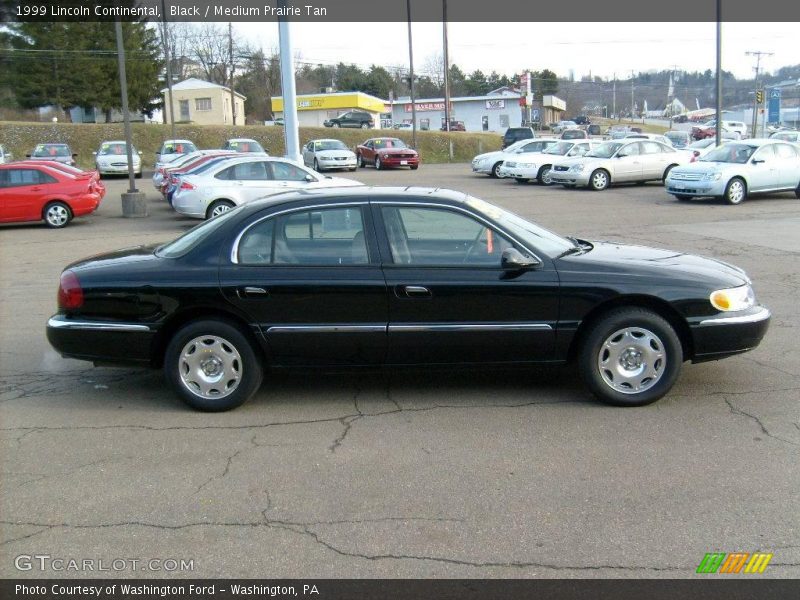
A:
332,123,340,128
578,307,682,407
375,157,382,170
724,177,746,205
589,169,610,191
538,166,553,185
361,122,369,129
165,319,263,412
207,200,234,220
357,154,364,168
794,182,800,199
491,162,503,178
43,201,72,228
410,165,418,170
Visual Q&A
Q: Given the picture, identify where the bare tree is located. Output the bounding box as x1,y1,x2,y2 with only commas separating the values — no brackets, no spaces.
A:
188,23,231,85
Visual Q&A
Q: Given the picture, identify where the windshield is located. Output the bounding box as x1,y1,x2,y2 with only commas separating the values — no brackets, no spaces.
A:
156,208,241,258
700,143,756,164
543,142,574,155
315,140,349,151
771,132,797,141
32,144,70,157
226,140,264,152
98,142,136,156
374,138,407,149
587,142,624,158
162,142,198,155
465,196,573,257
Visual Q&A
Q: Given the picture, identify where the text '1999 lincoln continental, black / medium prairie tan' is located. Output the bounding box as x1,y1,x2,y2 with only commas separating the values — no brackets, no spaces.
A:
46,187,770,411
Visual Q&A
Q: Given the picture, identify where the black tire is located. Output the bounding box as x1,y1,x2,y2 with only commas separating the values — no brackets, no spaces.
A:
357,154,364,168
313,158,320,172
515,177,529,184
361,122,369,129
43,201,72,228
206,199,235,220
662,164,677,182
410,165,418,170
135,171,142,179
578,307,683,407
538,165,553,185
589,169,610,191
724,177,746,205
332,123,340,128
164,318,263,412
491,162,503,178
349,167,357,172
375,156,382,170
673,194,693,201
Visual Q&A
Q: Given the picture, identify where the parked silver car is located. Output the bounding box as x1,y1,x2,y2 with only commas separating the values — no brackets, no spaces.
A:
26,143,77,166
221,138,267,153
665,139,800,204
155,139,198,170
498,140,602,184
171,156,363,219
93,140,142,177
471,138,558,178
550,139,691,190
302,139,357,172
0,144,12,164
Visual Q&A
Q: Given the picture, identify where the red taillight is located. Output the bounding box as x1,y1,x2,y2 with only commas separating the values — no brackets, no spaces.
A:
180,181,196,190
58,270,83,309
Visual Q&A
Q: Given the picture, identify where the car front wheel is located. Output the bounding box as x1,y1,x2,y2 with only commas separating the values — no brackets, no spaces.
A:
491,162,503,178
578,307,683,407
724,177,746,205
164,319,263,412
375,157,382,170
538,166,553,185
589,169,610,191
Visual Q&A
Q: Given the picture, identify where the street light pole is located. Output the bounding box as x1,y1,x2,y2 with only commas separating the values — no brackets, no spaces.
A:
277,0,301,163
442,0,451,132
715,0,722,145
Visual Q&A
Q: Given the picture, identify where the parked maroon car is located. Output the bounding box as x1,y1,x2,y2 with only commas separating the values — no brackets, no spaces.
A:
356,138,419,170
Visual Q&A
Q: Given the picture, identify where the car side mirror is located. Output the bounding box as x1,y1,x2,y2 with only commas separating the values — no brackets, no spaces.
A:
304,174,315,182
752,158,765,164
72,153,78,158
501,248,540,270
25,154,31,158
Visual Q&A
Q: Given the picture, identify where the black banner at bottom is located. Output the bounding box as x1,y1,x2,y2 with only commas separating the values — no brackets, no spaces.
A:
3,579,800,600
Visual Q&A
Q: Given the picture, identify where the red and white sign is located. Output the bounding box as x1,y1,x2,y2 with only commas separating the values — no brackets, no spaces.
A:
404,102,451,112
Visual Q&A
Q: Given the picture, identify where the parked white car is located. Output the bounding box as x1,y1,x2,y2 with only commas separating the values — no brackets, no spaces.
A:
0,144,12,164
665,139,800,204
551,120,579,134
221,138,267,154
152,150,212,190
302,139,358,172
769,130,800,143
471,138,559,178
624,133,673,146
550,139,692,190
155,139,198,169
498,140,602,184
93,140,142,177
172,156,364,219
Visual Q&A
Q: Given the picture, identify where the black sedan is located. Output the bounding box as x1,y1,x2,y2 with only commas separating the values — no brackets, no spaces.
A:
47,187,770,411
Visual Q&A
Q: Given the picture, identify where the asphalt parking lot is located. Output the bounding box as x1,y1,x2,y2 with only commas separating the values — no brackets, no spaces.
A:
1,164,799,579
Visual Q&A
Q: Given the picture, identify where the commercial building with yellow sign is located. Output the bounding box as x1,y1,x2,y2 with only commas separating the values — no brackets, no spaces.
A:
271,92,388,128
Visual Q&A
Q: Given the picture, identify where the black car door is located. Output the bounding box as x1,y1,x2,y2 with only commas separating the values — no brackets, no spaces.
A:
371,201,559,365
219,202,388,366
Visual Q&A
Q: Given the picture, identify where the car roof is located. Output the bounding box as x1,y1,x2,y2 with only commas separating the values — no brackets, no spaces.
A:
226,138,259,142
99,140,131,144
162,139,195,145
311,138,348,143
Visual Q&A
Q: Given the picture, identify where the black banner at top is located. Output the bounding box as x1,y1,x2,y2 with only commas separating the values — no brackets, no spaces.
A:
2,0,800,22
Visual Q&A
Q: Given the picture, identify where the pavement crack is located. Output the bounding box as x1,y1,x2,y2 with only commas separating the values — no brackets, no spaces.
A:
195,434,259,494
724,397,799,447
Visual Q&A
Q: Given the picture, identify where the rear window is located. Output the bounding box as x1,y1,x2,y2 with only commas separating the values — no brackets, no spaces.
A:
156,208,241,258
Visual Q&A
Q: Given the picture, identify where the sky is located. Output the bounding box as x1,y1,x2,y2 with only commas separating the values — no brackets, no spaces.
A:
235,22,800,81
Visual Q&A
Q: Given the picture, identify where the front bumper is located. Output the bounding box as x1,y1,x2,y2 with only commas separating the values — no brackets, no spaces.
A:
317,157,357,169
380,157,419,168
471,161,491,174
666,178,726,197
550,170,591,186
689,306,771,362
499,165,540,179
47,315,156,366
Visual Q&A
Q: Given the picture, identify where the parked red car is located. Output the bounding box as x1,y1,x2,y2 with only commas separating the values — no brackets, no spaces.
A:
356,138,419,170
0,163,102,228
14,160,106,199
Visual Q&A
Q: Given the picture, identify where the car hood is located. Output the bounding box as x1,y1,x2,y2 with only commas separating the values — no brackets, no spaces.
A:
670,161,740,175
474,150,520,162
558,241,749,288
317,150,355,159
375,148,417,155
553,156,599,168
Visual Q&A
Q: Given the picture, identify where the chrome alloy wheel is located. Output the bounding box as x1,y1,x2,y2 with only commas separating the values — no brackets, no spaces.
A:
210,203,233,218
726,179,745,204
591,170,609,190
178,335,242,399
45,204,69,227
597,327,666,395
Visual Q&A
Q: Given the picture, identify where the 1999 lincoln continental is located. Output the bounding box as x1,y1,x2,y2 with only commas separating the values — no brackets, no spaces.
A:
47,187,770,411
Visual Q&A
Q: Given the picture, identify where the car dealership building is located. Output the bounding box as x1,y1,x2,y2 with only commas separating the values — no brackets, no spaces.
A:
271,91,386,128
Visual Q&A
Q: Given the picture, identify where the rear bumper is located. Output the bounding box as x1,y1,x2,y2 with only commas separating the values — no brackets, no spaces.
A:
47,315,156,366
71,193,102,217
690,306,771,363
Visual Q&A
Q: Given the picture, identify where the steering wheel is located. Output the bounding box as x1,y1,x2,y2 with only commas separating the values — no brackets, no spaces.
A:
462,228,488,263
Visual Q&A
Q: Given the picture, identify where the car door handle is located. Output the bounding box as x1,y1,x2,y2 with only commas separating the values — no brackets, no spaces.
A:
402,285,432,298
238,286,269,298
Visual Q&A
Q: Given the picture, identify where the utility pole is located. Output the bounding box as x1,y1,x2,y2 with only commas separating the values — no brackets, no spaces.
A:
442,0,450,132
277,0,301,163
612,73,616,120
746,50,773,137
630,70,635,121
160,0,175,139
715,1,722,145
406,0,417,148
228,22,236,126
